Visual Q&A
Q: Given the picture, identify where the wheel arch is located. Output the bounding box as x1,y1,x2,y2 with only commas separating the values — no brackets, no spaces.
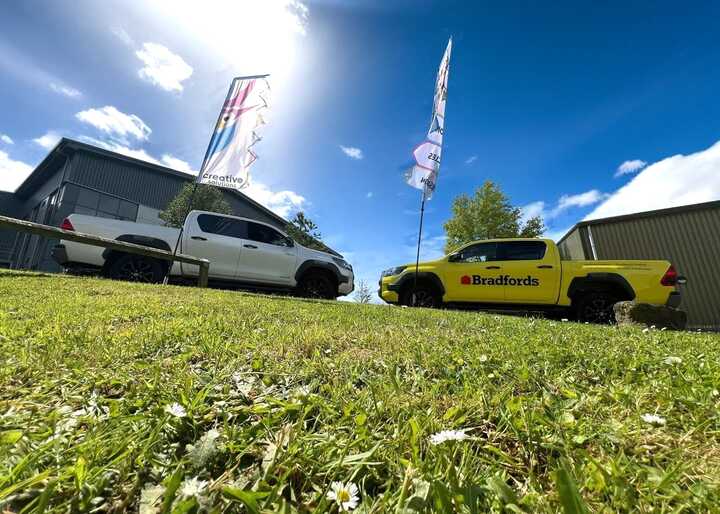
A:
295,260,343,287
567,273,635,304
392,272,446,298
102,235,172,274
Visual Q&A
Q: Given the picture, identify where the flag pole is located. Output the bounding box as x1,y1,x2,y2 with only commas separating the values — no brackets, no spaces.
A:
162,74,269,285
412,187,427,305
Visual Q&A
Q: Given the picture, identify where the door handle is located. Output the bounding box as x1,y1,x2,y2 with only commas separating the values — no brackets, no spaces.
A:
537,265,553,269
244,244,258,249
190,236,207,241
485,265,501,269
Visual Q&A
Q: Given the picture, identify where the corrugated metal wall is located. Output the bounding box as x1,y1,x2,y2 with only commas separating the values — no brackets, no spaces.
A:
588,206,720,330
69,151,284,229
0,192,23,266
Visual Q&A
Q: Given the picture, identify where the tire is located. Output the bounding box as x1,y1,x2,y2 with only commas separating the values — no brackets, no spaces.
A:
399,285,440,308
575,292,618,324
297,271,336,299
107,254,164,284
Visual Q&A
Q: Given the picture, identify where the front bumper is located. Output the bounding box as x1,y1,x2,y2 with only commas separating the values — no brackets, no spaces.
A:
378,276,400,303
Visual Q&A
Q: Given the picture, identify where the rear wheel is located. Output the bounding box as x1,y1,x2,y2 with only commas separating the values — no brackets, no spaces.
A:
575,292,618,324
399,285,440,308
108,254,164,284
298,271,336,299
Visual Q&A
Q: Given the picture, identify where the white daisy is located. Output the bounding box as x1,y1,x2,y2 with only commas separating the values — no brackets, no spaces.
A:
641,413,666,425
179,477,208,498
327,481,359,511
663,356,682,365
429,429,469,445
164,403,187,418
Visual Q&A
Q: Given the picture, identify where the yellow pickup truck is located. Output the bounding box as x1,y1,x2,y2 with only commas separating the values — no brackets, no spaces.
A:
379,238,683,323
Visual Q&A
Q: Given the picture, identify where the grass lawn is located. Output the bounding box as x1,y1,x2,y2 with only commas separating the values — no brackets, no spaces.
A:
1,270,719,513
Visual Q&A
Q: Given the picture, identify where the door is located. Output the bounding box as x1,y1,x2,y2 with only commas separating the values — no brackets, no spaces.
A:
236,221,297,284
497,241,561,304
443,242,505,302
183,213,245,278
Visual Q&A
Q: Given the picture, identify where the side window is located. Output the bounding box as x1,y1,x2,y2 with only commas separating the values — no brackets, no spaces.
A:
197,214,247,239
456,242,497,263
247,222,291,247
498,241,547,260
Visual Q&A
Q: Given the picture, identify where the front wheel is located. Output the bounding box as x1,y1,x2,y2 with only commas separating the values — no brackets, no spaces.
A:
107,254,164,284
297,271,336,300
575,292,618,324
399,286,440,308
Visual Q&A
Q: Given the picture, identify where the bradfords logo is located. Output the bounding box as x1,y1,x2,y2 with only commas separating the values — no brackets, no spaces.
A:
461,275,540,286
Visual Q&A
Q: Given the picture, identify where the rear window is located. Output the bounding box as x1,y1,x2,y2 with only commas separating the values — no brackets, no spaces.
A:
197,214,247,239
498,241,547,261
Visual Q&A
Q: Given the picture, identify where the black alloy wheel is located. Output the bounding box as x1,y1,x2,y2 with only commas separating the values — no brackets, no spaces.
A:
400,287,439,308
109,255,164,283
576,292,617,324
299,272,336,299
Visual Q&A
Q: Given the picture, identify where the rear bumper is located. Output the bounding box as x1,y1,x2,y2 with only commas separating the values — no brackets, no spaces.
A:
666,291,681,309
51,244,69,265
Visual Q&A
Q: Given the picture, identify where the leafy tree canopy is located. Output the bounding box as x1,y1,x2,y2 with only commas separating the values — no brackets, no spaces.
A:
285,212,330,252
160,183,232,228
443,180,545,253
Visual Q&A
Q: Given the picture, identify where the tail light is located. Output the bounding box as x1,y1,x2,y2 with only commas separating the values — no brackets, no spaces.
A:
60,218,75,231
660,265,678,286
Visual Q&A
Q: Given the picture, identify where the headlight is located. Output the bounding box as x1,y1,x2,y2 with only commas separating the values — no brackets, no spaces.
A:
332,257,353,271
381,266,406,277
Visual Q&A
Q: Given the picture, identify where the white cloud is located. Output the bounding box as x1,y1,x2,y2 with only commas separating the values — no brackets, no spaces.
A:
521,190,606,222
366,191,373,198
77,136,161,165
555,189,607,212
339,145,363,160
520,200,545,223
111,26,134,46
587,140,720,220
160,154,193,173
135,42,193,93
33,131,61,150
615,159,647,178
76,106,151,142
0,150,33,192
0,134,13,145
243,181,306,218
465,155,478,165
50,82,82,98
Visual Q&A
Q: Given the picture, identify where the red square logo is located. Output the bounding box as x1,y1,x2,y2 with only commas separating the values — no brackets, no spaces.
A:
461,275,471,285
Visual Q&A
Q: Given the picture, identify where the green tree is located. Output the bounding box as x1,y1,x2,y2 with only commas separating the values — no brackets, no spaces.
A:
285,212,330,252
443,180,545,253
159,183,232,228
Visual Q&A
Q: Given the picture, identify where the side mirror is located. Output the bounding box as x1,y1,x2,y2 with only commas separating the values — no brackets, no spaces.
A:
285,237,295,247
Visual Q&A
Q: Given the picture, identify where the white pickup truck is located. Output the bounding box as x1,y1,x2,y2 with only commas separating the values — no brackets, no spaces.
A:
51,210,354,299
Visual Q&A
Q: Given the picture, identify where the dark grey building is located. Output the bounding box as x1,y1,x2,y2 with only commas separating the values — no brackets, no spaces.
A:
0,138,309,272
558,200,720,330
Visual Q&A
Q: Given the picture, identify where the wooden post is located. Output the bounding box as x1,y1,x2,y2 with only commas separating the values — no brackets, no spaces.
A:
0,215,211,288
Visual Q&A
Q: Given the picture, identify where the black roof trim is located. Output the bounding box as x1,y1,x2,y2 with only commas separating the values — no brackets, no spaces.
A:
557,199,720,245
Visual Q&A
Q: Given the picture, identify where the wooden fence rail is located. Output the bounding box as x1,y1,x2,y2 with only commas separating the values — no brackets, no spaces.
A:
0,215,210,287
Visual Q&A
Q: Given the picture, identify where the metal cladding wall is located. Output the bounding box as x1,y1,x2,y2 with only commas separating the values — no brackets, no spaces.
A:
0,192,23,266
68,151,283,229
560,202,720,330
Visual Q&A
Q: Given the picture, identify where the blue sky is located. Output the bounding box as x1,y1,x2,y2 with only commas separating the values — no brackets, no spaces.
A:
2,0,720,293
